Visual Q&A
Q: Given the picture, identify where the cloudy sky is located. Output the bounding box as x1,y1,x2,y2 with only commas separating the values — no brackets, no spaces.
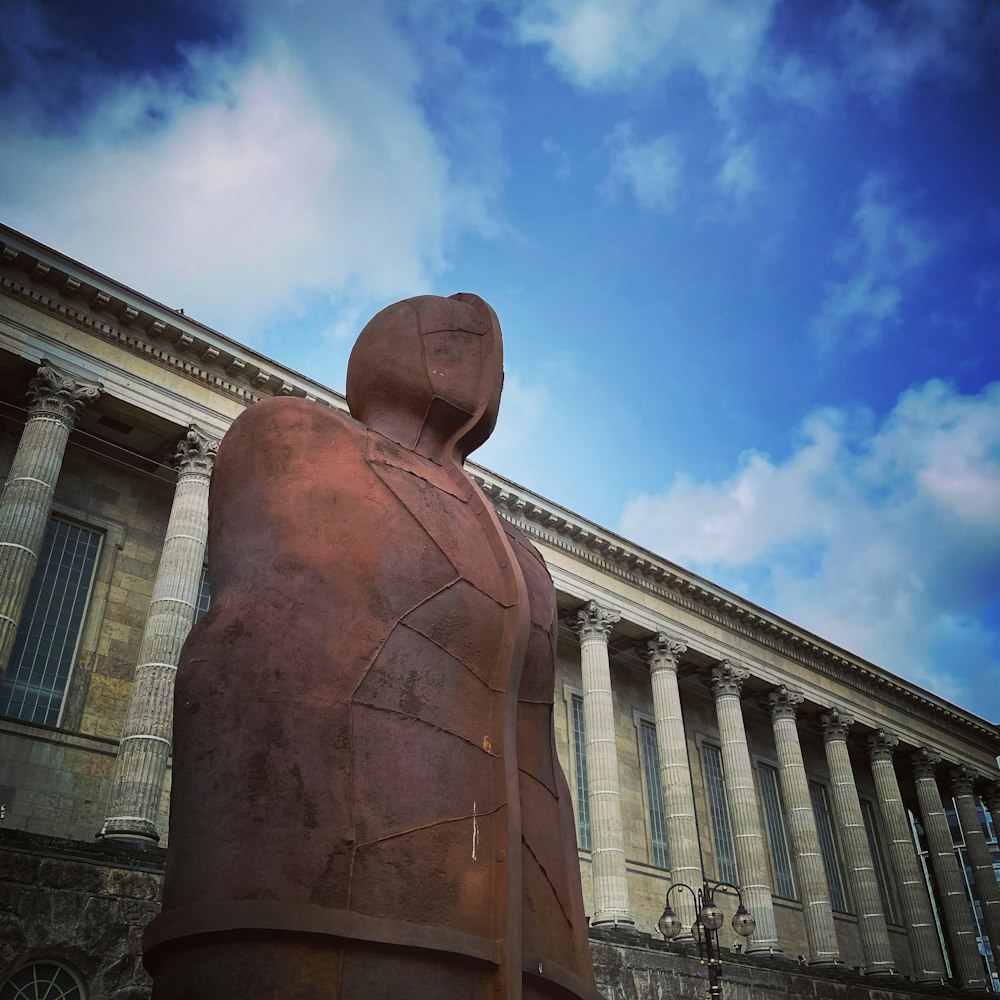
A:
2,0,998,719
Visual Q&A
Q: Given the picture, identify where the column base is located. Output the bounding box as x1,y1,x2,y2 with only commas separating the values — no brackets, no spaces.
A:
98,817,160,845
590,918,639,938
746,943,786,957
807,957,844,968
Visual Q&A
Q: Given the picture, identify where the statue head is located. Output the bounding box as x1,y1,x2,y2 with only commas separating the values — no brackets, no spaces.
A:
346,293,503,463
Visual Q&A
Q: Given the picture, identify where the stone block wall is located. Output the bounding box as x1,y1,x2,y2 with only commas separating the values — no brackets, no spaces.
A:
0,830,163,999
589,932,962,1000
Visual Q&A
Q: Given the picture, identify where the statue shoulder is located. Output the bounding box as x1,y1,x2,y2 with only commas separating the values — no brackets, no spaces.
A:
220,396,365,457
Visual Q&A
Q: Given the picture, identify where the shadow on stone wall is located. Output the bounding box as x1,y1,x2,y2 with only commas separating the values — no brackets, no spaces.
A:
0,830,163,999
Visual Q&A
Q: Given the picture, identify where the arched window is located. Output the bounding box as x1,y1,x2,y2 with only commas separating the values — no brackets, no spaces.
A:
1,961,86,1000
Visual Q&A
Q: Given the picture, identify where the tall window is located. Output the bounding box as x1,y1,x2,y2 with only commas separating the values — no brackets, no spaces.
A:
0,517,101,726
759,763,796,898
810,781,848,912
195,567,212,622
910,809,954,981
570,693,591,850
861,799,895,923
639,719,670,869
702,743,738,884
945,798,999,989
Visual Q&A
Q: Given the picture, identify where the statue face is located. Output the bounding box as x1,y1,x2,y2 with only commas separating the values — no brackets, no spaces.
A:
346,293,503,461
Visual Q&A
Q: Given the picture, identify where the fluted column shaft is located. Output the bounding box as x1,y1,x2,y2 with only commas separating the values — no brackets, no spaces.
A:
914,749,987,991
867,731,946,982
573,600,632,927
820,708,894,975
952,767,1000,960
709,661,778,953
768,687,839,965
101,428,218,843
643,633,700,940
0,365,100,680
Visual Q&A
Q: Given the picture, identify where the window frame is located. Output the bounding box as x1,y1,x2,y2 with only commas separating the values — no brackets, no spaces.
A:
757,760,797,900
561,683,592,852
633,709,670,870
860,797,896,924
0,514,104,728
809,779,849,913
700,740,739,885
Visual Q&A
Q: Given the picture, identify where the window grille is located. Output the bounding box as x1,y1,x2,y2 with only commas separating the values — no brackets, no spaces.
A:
1,961,85,999
571,693,591,850
810,781,847,912
0,517,102,726
702,743,738,884
759,763,796,898
195,566,212,622
639,719,670,869
860,799,895,922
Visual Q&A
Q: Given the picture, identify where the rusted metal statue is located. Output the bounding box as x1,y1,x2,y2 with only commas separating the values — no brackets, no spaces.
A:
145,294,602,999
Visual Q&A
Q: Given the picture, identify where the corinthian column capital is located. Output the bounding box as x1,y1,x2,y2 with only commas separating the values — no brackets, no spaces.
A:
173,426,220,477
950,764,979,798
820,706,854,743
913,747,941,780
709,659,749,698
867,728,899,762
767,684,803,721
26,364,101,427
641,631,687,672
571,599,620,641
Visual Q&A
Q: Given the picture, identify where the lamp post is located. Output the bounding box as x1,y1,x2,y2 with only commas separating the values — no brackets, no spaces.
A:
658,879,756,1000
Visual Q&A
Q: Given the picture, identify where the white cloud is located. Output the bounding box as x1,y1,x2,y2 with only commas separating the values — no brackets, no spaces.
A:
602,123,683,213
517,0,779,103
717,141,759,204
620,380,1000,713
475,371,552,475
0,1,499,343
830,0,1000,103
811,173,934,350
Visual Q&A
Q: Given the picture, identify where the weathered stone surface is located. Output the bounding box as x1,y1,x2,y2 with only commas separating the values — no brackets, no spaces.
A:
589,938,968,1000
0,831,162,998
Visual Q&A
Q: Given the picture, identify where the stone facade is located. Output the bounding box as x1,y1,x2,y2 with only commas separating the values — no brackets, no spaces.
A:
1,224,999,998
0,830,162,998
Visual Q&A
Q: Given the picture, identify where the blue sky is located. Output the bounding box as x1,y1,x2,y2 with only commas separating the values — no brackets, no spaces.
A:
2,0,998,720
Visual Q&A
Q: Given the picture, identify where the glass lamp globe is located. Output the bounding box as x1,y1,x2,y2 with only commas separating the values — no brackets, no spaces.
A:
698,901,724,931
692,920,707,945
658,905,683,940
732,903,756,938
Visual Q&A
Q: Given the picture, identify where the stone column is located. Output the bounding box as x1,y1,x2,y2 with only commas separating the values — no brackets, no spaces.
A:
768,686,840,965
951,766,1000,959
641,632,700,940
867,730,947,981
0,364,101,681
572,599,633,928
100,427,218,843
819,708,895,975
708,660,779,953
913,748,987,991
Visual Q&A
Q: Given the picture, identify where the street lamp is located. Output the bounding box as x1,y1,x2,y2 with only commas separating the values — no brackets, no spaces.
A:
658,879,756,1000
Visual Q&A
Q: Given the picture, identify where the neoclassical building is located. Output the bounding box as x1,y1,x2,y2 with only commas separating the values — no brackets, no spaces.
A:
1,223,998,999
